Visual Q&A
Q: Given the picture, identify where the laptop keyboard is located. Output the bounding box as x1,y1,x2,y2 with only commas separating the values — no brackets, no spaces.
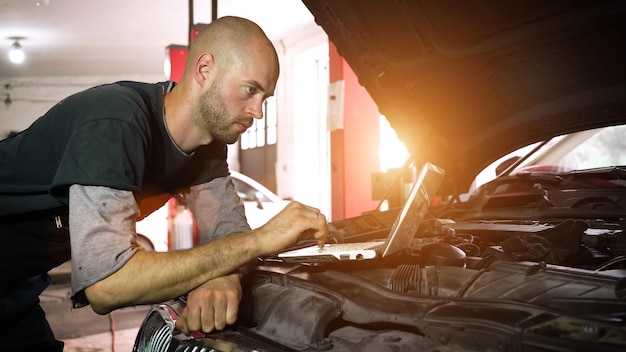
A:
322,241,385,252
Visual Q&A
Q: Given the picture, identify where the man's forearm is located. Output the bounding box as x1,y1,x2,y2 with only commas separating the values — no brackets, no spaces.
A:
86,230,261,314
85,200,328,315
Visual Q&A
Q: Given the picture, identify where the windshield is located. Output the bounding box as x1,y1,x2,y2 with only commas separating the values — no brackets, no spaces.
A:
514,124,626,173
472,124,626,190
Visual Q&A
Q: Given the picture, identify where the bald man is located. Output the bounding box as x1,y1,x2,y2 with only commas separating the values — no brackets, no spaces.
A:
0,16,327,351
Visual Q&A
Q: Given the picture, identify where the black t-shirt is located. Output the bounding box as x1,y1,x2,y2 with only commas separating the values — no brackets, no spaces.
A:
0,81,229,216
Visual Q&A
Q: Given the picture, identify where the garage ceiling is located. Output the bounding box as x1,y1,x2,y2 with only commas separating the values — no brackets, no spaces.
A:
0,0,314,78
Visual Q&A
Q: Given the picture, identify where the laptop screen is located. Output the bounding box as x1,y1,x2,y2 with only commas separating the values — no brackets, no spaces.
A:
379,162,445,257
276,162,445,262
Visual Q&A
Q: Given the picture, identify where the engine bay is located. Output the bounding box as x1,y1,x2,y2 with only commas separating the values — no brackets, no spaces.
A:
224,214,626,351
134,212,626,352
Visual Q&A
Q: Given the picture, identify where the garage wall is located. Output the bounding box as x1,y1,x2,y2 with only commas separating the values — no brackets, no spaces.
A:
273,23,330,214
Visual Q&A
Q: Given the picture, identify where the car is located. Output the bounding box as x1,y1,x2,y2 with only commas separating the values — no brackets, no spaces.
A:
135,171,289,252
133,1,626,351
229,171,291,230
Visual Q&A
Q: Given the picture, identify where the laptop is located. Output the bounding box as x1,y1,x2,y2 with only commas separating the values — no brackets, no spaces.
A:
278,162,445,263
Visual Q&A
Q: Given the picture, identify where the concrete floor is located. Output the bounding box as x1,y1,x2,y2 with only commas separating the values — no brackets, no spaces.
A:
62,327,140,352
42,261,151,351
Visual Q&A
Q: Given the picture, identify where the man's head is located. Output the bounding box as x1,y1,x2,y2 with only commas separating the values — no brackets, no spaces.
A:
183,16,280,145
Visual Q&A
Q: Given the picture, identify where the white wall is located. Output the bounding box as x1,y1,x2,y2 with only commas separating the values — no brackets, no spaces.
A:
273,22,330,215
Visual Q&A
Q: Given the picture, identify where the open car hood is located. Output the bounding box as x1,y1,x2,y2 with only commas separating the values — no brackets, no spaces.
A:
302,0,626,189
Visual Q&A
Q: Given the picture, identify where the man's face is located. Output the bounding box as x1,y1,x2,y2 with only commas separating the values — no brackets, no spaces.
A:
194,52,278,145
194,75,245,144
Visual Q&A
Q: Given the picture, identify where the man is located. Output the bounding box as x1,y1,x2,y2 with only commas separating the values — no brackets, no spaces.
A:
0,16,327,351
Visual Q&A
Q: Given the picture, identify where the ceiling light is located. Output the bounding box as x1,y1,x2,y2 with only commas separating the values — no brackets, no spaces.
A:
8,38,25,64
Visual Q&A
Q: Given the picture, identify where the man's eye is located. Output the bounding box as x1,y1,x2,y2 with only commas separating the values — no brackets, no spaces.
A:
245,86,256,95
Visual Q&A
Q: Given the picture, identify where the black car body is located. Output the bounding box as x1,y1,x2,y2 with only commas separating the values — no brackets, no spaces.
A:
134,1,626,351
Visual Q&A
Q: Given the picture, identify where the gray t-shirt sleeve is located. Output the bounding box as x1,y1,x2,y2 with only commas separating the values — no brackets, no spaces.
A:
69,184,139,305
186,176,251,244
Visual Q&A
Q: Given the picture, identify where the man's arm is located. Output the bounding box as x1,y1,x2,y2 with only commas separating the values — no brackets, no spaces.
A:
70,184,326,315
184,176,251,244
86,230,261,314
171,177,255,334
185,177,260,282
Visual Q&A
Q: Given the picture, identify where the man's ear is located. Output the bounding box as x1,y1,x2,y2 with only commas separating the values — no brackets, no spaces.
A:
194,53,215,86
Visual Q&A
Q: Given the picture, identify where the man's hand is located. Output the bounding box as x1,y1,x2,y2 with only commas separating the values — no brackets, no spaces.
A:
174,273,243,335
255,201,328,254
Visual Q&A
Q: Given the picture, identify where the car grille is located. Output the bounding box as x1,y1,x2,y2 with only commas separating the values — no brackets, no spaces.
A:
175,344,222,352
133,310,173,352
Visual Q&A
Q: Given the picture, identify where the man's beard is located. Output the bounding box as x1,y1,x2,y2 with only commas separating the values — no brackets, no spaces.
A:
194,82,243,144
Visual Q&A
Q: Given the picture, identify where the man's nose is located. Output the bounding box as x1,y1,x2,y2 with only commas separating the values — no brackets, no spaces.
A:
249,98,264,119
